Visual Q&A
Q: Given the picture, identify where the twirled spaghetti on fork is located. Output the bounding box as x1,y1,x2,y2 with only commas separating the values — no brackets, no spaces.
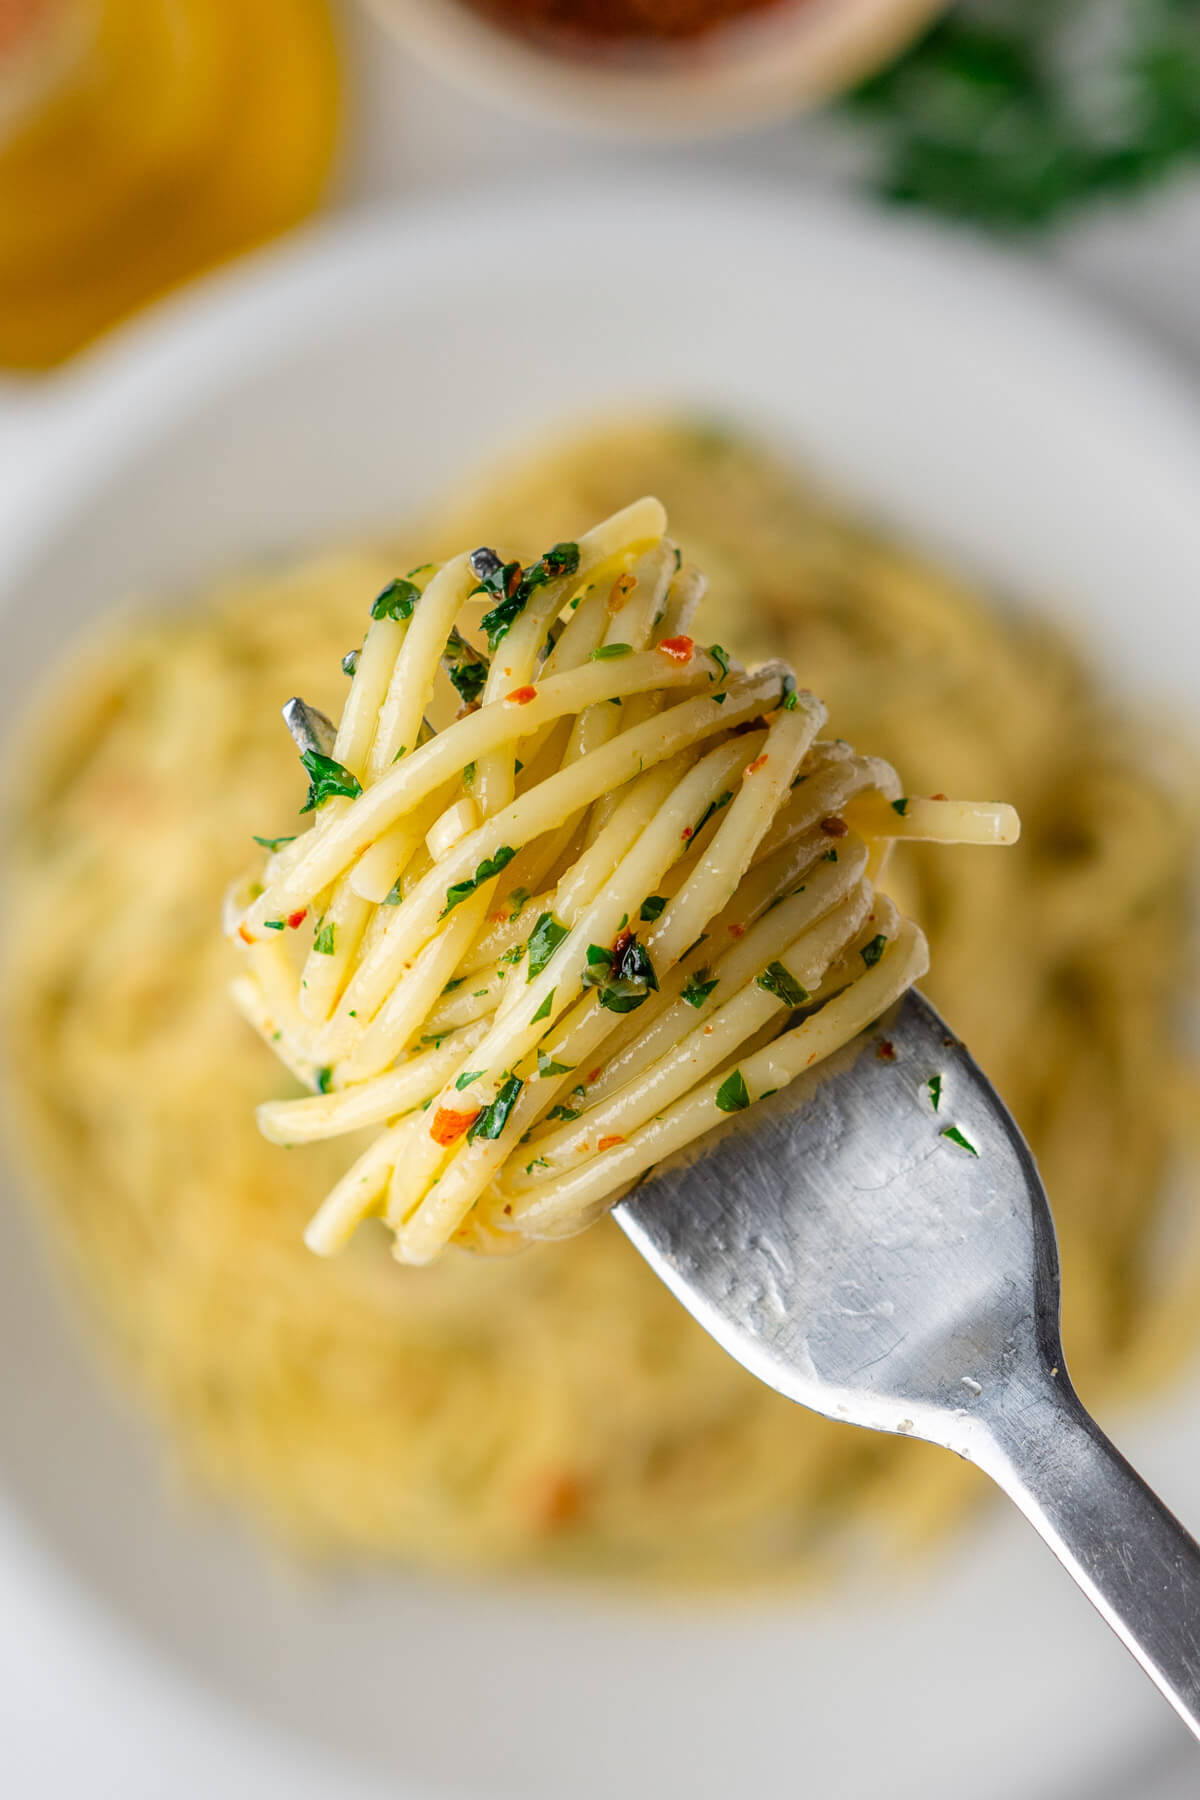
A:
228,499,1018,1264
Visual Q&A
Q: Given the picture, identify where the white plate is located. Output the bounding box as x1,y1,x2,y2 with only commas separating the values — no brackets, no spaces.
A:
1,178,1198,1800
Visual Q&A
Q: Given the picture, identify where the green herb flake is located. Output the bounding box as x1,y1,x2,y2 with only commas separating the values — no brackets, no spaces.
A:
467,1074,523,1142
927,1073,943,1112
694,790,733,837
537,1048,573,1078
715,1069,750,1113
382,880,403,906
681,970,719,1008
860,933,888,968
940,1124,978,1156
442,629,489,706
780,673,799,712
546,1103,580,1122
253,833,298,852
262,918,286,931
371,577,421,622
525,1156,550,1175
590,642,633,661
532,988,555,1023
892,797,910,817
757,961,810,1007
341,648,360,678
441,845,517,917
299,749,362,814
822,848,839,862
527,911,569,979
407,562,434,578
640,895,668,923
313,921,336,956
455,1070,484,1090
709,643,730,683
472,988,489,998
462,761,476,789
314,1066,333,1095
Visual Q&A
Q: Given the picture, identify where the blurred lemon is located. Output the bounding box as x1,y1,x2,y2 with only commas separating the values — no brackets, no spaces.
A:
0,0,340,369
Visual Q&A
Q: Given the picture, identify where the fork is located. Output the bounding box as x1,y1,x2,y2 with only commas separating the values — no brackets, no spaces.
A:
614,990,1200,1741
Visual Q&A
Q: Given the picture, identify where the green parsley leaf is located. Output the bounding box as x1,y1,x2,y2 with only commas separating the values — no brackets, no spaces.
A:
253,834,296,853
596,934,659,1014
313,921,336,956
927,1074,943,1112
467,1075,523,1142
756,961,810,1007
455,1070,484,1089
371,577,421,622
715,1069,750,1112
537,1048,573,1078
694,790,733,836
525,1156,550,1175
780,673,799,711
681,970,719,1008
940,1124,978,1156
860,934,888,968
822,848,839,862
709,644,730,683
590,643,633,661
640,895,668,923
314,1066,333,1095
382,880,403,906
442,628,489,706
527,911,569,979
441,845,517,916
532,988,555,1023
299,749,362,813
891,797,910,817
263,918,286,931
546,1103,580,1122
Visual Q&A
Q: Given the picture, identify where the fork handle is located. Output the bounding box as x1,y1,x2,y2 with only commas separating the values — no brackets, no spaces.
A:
982,1373,1200,1742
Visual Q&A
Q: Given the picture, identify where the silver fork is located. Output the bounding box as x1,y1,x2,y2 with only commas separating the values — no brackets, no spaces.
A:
614,990,1200,1742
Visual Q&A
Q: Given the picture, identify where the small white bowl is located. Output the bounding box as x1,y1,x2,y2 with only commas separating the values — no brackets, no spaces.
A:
365,0,947,138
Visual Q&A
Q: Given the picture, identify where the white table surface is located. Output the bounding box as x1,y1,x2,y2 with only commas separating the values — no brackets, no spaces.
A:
2,5,1199,1794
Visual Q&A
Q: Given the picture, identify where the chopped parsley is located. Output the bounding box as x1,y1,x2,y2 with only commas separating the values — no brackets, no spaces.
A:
313,921,336,956
525,1156,550,1175
639,895,667,923
499,943,525,967
441,976,465,995
341,648,359,677
462,760,475,788
860,934,888,968
694,789,733,836
441,845,517,916
507,886,530,920
681,969,719,1008
940,1124,978,1156
532,988,555,1022
299,749,362,813
590,642,633,660
383,879,403,906
253,833,296,853
891,797,910,817
473,539,581,652
756,961,809,1007
442,629,489,706
407,562,434,578
581,944,614,984
527,911,569,979
455,1070,484,1089
537,1048,573,1078
263,918,286,931
546,1102,580,1122
314,1066,333,1095
592,933,659,1014
467,1075,523,1142
371,577,421,622
927,1073,943,1111
822,848,839,863
709,644,730,683
715,1069,750,1112
780,673,799,711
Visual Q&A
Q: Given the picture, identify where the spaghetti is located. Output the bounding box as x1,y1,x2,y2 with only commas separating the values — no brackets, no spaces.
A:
228,502,1017,1263
4,420,1196,1578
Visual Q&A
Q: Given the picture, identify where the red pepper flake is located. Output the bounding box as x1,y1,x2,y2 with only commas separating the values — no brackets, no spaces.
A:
608,572,637,613
819,816,848,838
431,1106,480,1146
507,685,537,705
658,635,694,663
745,753,768,776
237,924,256,946
286,908,308,929
681,825,694,840
588,1067,602,1083
490,911,507,924
528,1471,583,1532
728,921,745,938
930,792,948,802
876,1039,896,1062
597,1134,626,1151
